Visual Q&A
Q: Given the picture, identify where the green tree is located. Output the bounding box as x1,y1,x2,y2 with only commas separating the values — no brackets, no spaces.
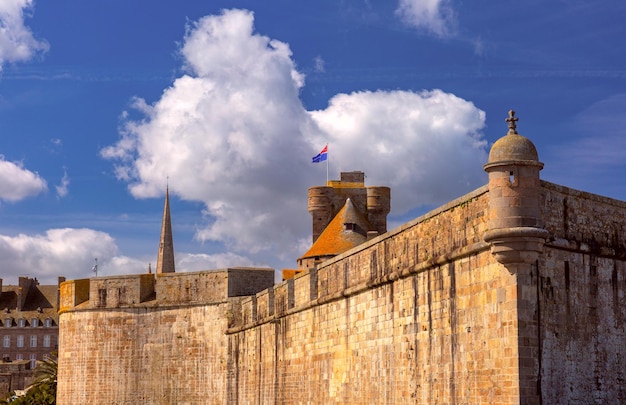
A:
7,353,57,404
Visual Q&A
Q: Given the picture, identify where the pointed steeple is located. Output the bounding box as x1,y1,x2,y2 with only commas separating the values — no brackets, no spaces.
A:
156,186,175,274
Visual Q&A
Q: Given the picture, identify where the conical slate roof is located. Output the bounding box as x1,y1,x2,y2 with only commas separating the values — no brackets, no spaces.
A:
300,198,372,260
156,187,175,274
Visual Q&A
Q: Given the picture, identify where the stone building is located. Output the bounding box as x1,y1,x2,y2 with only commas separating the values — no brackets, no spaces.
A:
297,171,390,272
0,277,61,366
58,110,626,404
0,276,62,399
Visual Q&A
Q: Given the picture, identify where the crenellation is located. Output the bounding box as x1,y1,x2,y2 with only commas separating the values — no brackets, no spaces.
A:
59,278,90,313
255,287,274,321
273,278,294,317
293,267,317,310
90,274,154,308
240,296,257,326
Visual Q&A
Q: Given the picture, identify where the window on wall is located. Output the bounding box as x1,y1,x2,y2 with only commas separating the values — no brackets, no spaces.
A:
18,319,25,327
31,318,39,327
43,335,51,348
29,354,36,369
30,335,37,348
44,318,53,328
15,354,22,360
3,336,10,348
4,319,11,328
17,335,24,348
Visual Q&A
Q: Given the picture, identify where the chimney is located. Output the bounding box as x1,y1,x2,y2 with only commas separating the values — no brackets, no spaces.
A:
57,277,66,310
17,277,35,311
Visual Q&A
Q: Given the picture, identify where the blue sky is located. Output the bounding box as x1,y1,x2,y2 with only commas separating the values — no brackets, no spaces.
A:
0,0,625,284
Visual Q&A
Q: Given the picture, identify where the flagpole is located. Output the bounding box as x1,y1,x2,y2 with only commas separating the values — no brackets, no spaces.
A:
326,143,329,185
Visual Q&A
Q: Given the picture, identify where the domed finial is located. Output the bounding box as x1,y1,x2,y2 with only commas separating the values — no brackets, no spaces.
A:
505,110,519,134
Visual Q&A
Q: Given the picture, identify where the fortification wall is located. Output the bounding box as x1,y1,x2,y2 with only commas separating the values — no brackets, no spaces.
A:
56,182,626,404
225,182,626,404
227,186,530,404
58,304,232,405
538,182,626,403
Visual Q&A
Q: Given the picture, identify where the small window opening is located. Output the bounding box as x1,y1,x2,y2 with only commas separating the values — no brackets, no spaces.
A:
98,288,107,307
509,171,515,184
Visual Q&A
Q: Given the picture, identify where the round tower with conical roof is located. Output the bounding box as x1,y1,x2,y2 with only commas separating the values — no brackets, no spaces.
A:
483,110,549,264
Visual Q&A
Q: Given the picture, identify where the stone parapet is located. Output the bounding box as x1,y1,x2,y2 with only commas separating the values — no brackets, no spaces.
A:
59,278,90,313
60,267,275,312
228,186,491,332
90,274,155,308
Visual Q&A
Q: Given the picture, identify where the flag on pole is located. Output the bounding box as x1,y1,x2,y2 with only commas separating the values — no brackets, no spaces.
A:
312,145,328,163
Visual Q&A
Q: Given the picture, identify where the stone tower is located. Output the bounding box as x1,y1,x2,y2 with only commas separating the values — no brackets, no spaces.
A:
307,171,390,243
156,187,175,274
483,110,549,264
483,110,549,402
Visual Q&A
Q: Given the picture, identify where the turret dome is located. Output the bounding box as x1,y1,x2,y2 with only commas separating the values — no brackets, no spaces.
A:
485,110,542,169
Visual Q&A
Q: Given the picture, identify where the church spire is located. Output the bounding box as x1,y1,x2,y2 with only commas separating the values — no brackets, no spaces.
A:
156,186,175,274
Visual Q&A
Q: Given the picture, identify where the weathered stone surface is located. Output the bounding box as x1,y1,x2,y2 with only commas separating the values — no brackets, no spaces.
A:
57,178,626,404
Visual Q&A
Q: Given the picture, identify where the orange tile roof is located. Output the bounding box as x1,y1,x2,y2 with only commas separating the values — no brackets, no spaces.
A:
300,198,371,259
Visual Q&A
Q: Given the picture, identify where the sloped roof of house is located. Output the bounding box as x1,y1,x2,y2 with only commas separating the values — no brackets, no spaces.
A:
300,198,372,260
0,283,59,323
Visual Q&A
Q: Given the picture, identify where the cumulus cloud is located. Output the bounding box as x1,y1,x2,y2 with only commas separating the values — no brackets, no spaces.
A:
309,89,487,212
177,252,261,272
0,156,47,202
0,201,265,282
0,0,49,71
0,228,119,283
102,9,488,271
0,224,273,285
395,0,457,37
101,9,316,261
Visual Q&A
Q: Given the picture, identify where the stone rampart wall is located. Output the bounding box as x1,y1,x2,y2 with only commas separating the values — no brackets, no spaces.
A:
542,180,626,252
56,183,626,404
227,187,528,404
58,304,232,404
156,270,228,305
538,182,626,403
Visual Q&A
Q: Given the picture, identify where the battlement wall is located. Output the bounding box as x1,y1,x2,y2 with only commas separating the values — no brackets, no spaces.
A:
57,182,626,404
542,180,626,254
225,182,626,404
58,303,234,404
59,267,274,312
90,273,155,308
230,185,490,332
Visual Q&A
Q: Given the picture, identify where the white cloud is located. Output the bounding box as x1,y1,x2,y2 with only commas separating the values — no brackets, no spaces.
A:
395,0,456,37
102,9,488,272
309,89,487,212
0,0,49,71
0,228,118,283
0,156,47,202
55,168,69,198
0,227,255,284
177,252,260,272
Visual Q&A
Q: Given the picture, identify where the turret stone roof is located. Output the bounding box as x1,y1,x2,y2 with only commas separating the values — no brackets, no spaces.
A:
486,110,541,166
